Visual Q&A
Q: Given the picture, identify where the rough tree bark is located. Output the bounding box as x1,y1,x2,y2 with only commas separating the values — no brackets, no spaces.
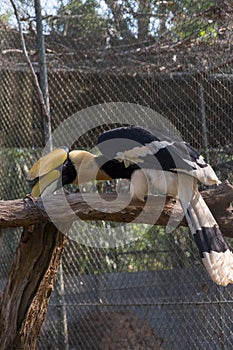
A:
2,2,67,348
0,181,232,349
0,222,71,350
104,0,135,41
137,0,151,40
0,181,232,236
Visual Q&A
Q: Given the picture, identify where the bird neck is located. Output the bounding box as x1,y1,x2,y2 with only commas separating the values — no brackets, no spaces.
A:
69,151,134,183
70,152,112,184
95,155,134,180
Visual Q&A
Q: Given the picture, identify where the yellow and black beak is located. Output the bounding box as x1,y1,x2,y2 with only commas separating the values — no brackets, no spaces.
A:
27,147,77,197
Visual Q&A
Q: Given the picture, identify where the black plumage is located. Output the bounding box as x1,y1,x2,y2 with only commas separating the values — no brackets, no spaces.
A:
27,125,233,286
97,125,206,173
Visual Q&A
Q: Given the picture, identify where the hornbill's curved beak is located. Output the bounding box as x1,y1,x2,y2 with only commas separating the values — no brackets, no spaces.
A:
27,148,109,197
27,147,77,197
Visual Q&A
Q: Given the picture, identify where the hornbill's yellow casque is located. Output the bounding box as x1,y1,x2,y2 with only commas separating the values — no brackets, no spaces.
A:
28,126,233,286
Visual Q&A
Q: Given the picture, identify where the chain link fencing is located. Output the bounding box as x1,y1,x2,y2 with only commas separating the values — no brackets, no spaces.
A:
0,0,233,349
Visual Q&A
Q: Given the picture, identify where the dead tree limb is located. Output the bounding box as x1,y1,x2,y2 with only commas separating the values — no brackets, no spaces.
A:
0,181,232,349
1,3,62,348
0,181,233,237
9,0,52,139
0,222,71,350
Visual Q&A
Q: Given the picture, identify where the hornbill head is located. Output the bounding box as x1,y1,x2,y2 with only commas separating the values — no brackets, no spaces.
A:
27,147,111,196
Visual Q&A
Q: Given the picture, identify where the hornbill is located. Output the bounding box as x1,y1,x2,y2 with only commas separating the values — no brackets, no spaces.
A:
27,126,233,286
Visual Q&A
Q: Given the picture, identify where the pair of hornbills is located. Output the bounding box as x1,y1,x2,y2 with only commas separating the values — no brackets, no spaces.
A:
28,125,233,286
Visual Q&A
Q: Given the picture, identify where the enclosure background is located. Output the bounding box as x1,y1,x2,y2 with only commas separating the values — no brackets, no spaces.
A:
0,1,233,349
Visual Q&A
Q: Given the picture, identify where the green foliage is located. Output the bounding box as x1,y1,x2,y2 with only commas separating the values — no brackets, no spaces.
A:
53,0,218,43
0,10,12,25
0,148,39,200
65,223,199,276
55,0,108,41
2,0,219,43
168,0,217,41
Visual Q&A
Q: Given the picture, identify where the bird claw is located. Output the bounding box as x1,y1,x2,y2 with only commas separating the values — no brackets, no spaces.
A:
23,193,37,206
21,194,40,243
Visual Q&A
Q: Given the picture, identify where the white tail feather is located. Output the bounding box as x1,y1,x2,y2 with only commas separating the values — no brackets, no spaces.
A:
178,174,233,286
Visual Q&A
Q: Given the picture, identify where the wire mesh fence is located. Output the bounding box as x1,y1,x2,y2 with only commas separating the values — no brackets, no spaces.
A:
0,0,233,349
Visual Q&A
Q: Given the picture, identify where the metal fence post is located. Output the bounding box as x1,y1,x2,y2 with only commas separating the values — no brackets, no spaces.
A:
57,261,69,350
34,0,52,151
34,1,68,348
199,84,209,162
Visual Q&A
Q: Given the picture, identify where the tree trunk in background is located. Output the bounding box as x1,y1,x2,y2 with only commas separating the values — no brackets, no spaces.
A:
104,0,135,41
138,0,151,40
0,222,70,350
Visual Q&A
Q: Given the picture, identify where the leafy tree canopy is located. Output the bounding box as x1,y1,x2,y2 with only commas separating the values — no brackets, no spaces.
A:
54,0,108,42
53,0,219,44
2,0,221,44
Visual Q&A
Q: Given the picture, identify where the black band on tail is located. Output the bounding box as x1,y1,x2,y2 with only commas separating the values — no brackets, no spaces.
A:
194,226,230,258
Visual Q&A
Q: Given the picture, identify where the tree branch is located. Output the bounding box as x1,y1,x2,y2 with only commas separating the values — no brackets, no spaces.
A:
104,0,135,41
0,222,70,349
2,2,59,348
10,0,51,142
0,181,233,237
